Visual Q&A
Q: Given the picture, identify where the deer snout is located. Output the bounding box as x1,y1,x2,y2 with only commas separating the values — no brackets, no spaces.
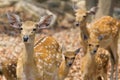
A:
23,35,29,42
91,49,97,55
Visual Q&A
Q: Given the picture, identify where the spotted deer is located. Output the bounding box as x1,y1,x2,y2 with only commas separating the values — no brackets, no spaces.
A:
74,5,120,79
86,16,120,80
81,45,110,80
0,53,17,80
73,5,98,53
58,48,80,80
6,12,63,80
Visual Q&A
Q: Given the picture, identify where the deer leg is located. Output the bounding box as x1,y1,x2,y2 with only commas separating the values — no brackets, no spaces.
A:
107,47,114,80
110,41,119,80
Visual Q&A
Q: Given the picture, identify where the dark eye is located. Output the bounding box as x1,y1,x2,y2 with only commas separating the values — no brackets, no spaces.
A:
65,56,68,60
88,44,92,46
46,23,49,26
96,45,99,47
71,57,75,60
19,28,23,30
33,28,36,31
83,15,87,18
74,22,80,26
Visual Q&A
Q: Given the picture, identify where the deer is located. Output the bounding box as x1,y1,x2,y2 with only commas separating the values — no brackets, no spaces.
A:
58,48,80,80
81,44,110,80
74,4,120,80
86,16,120,80
73,4,98,54
6,12,63,80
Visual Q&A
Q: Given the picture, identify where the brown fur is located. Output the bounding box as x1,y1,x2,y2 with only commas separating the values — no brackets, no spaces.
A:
87,16,120,80
81,47,109,80
3,13,62,80
75,9,120,79
58,48,80,80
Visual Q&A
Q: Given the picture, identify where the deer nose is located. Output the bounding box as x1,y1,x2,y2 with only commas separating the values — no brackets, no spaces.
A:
23,35,29,42
93,49,97,53
68,62,72,67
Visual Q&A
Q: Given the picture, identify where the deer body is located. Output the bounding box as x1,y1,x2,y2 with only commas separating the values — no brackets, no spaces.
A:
6,13,62,80
34,36,62,80
74,7,98,54
87,16,120,80
58,48,80,80
17,39,41,80
75,8,120,79
81,48,109,80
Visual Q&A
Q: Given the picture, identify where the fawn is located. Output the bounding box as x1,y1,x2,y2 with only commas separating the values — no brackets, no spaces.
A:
86,16,120,80
81,44,110,80
58,48,80,80
7,12,63,80
74,5,120,79
0,53,17,80
73,5,98,53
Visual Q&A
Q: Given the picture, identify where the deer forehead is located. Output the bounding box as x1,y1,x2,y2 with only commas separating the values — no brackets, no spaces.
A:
88,38,99,45
64,52,76,58
22,21,36,30
75,9,86,21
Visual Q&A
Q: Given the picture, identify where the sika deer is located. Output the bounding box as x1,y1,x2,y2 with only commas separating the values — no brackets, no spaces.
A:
81,45,110,80
7,12,62,80
58,48,80,80
74,6,120,79
87,16,120,80
73,5,98,53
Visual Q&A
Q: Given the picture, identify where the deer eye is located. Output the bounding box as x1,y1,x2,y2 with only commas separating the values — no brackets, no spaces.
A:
96,45,99,47
33,28,36,31
19,28,23,30
88,44,92,46
65,56,68,60
71,57,75,60
83,15,87,18
74,22,80,26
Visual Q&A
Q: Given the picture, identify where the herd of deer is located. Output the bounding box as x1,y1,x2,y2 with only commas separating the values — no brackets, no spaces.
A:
0,5,120,80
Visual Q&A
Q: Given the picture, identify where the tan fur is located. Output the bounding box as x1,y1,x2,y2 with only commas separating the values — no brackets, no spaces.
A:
58,49,80,80
3,14,62,80
1,54,17,80
87,16,120,80
75,10,120,79
81,47,109,80
17,21,62,80
75,9,89,53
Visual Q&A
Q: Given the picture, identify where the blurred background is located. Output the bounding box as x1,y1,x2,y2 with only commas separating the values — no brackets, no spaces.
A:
0,0,120,80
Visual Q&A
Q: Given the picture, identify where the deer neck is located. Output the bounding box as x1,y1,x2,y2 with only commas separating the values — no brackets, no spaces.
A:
23,43,34,62
18,42,41,80
80,20,89,38
86,50,96,67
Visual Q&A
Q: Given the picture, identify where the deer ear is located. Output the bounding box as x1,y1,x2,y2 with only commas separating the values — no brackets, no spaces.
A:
75,48,81,55
36,15,53,29
7,12,22,28
87,6,98,14
72,1,79,11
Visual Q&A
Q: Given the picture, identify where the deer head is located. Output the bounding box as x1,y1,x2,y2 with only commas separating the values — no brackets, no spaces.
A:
7,12,53,44
63,48,80,67
73,2,98,27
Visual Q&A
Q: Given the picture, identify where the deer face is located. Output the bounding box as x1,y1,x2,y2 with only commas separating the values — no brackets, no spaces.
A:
74,6,98,27
7,12,53,43
64,48,80,67
87,38,100,55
